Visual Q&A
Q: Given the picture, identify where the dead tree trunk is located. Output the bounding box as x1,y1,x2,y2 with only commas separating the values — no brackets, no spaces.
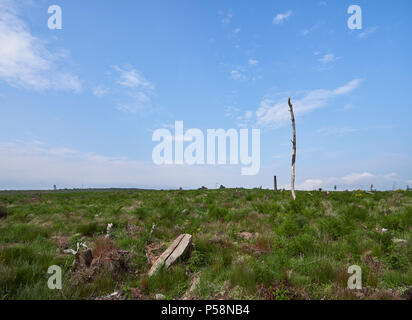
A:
274,176,278,192
288,98,296,200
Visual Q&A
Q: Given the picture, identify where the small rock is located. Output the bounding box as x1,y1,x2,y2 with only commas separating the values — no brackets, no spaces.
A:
105,223,113,238
95,291,124,300
181,209,189,215
155,293,166,300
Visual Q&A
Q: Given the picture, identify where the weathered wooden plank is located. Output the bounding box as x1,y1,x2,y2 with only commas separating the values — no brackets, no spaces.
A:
148,234,192,277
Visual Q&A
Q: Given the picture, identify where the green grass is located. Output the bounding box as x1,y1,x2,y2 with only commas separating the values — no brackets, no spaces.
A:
0,188,411,300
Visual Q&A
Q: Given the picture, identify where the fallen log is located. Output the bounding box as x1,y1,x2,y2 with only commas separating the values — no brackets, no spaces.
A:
148,234,193,277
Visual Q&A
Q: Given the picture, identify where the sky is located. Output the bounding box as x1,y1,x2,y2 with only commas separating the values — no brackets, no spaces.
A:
0,0,411,190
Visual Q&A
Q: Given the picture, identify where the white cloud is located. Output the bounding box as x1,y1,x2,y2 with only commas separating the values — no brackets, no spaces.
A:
332,79,362,95
343,103,354,111
218,10,233,24
112,66,152,89
296,179,324,190
227,60,261,82
116,91,153,113
273,10,292,25
256,79,363,127
244,110,253,119
383,173,398,180
0,2,81,91
317,127,359,136
317,53,338,64
294,171,408,191
248,59,258,66
230,67,247,81
341,172,374,184
224,106,241,118
300,22,323,36
112,66,154,113
92,86,109,97
0,141,267,190
358,26,379,39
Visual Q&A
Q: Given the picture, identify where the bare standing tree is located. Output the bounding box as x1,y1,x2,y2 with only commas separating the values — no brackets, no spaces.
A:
288,98,296,200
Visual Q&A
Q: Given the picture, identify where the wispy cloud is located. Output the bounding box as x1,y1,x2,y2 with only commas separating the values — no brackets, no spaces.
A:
228,27,241,48
0,140,265,190
296,179,324,190
218,9,234,24
228,61,261,82
317,53,339,64
296,171,407,190
301,29,311,36
358,26,379,39
92,86,109,97
116,91,153,113
230,67,247,81
255,79,363,127
342,103,354,111
273,10,292,25
317,127,359,136
0,2,81,92
341,172,375,184
300,21,323,36
248,59,259,66
112,65,154,113
112,66,153,90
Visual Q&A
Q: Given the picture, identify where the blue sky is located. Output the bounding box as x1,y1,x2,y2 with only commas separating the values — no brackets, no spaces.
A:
0,0,411,190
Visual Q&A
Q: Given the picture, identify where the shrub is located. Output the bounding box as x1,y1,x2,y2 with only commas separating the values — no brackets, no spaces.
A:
208,206,228,220
0,205,7,219
277,215,306,237
76,223,105,236
287,233,315,256
188,250,206,272
343,205,368,221
147,265,188,298
319,216,351,240
230,262,257,292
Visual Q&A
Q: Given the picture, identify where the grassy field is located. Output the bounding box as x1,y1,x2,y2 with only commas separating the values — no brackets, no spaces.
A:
0,188,411,300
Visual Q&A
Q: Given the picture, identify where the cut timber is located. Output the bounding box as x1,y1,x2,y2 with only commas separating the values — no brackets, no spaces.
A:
148,234,193,277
